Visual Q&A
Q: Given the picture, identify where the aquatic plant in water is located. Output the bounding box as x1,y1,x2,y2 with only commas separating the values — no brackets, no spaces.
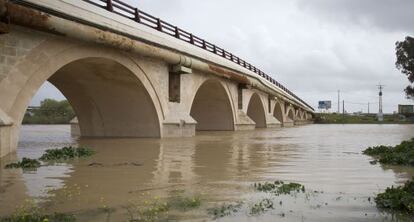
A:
254,181,305,195
363,138,414,166
124,199,169,222
0,201,75,222
207,202,243,219
375,179,414,213
249,198,274,216
4,158,41,170
167,195,201,211
39,146,95,161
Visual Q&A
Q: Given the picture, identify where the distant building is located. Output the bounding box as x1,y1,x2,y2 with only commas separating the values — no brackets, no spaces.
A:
398,105,414,114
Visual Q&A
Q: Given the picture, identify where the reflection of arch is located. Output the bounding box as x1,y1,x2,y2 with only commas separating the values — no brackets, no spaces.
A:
247,93,266,128
1,44,163,149
190,79,234,131
273,101,284,123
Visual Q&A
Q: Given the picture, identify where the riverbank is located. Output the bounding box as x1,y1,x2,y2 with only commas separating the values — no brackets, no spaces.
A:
314,113,414,124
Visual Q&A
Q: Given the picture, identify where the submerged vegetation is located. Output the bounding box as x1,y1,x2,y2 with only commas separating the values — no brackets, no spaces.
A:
207,202,243,219
4,147,94,170
4,158,41,170
0,201,75,222
254,181,305,195
375,179,414,213
124,193,202,222
39,146,95,161
249,198,274,216
363,138,414,166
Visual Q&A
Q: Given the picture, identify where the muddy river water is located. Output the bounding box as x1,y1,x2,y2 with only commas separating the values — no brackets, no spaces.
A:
1,124,414,221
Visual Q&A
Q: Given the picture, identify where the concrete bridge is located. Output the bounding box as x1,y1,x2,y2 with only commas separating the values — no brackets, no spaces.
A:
0,0,314,158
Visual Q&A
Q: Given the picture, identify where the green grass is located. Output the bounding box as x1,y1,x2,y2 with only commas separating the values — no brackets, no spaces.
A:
39,146,95,161
363,138,414,166
314,113,413,124
375,179,414,213
5,158,41,170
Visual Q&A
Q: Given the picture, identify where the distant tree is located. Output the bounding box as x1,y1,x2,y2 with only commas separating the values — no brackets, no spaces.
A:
23,99,75,124
395,36,414,99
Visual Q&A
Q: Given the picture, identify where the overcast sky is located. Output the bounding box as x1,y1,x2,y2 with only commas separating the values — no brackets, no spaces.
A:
33,0,414,113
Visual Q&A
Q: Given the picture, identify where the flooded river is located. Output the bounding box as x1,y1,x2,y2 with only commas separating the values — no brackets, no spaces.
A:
1,124,414,221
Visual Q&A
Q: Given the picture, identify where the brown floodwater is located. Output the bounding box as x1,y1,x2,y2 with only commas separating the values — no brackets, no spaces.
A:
1,124,414,221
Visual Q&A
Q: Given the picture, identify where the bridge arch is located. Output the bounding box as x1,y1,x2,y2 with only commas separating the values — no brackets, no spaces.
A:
0,43,164,150
286,106,295,121
190,79,234,131
273,101,284,123
247,93,266,128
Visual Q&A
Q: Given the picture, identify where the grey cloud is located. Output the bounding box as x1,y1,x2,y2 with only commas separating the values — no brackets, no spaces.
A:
296,0,414,33
31,0,413,112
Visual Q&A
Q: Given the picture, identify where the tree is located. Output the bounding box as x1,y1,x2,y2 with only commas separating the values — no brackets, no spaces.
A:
395,36,414,99
23,99,75,124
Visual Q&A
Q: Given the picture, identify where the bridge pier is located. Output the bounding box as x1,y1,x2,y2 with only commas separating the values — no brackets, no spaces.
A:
0,110,13,158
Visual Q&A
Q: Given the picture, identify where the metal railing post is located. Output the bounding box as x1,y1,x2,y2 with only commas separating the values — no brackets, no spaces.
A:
134,8,140,22
106,0,113,11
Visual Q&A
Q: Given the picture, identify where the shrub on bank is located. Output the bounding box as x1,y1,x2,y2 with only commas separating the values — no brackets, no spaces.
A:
363,138,414,166
375,179,414,213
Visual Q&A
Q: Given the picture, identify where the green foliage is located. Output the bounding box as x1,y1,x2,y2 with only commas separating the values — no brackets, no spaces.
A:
375,179,414,213
39,147,94,161
363,138,414,166
5,158,41,170
23,99,75,124
395,36,414,98
254,181,305,195
207,202,243,219
249,198,274,216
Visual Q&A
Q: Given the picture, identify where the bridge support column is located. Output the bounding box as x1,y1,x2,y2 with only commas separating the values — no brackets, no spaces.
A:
0,109,13,158
265,114,282,128
234,110,256,130
162,115,197,137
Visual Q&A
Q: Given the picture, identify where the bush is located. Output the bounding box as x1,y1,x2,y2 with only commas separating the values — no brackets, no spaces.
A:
375,179,414,213
363,138,414,166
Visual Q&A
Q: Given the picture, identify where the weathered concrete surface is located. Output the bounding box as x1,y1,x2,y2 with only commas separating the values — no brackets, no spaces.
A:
0,1,313,158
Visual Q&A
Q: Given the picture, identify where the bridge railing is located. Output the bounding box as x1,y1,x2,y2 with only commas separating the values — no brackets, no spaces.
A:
83,0,314,111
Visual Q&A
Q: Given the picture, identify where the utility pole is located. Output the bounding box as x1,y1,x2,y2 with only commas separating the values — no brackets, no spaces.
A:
367,102,370,114
377,84,384,121
337,90,340,113
342,100,345,123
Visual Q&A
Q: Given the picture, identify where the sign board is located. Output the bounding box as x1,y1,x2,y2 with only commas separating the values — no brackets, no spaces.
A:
398,105,414,114
318,101,332,110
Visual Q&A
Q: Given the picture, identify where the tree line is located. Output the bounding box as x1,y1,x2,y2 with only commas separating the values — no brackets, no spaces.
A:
23,99,75,124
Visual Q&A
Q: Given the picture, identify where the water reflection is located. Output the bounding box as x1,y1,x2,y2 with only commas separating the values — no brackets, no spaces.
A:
0,124,413,221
